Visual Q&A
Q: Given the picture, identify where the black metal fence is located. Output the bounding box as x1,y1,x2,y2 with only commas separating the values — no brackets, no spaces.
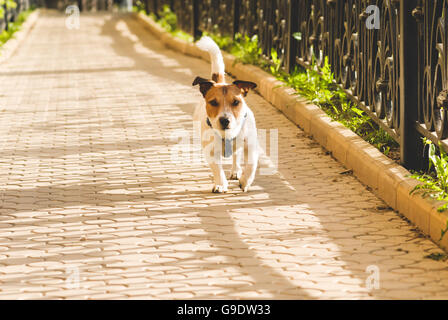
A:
142,0,448,171
75,0,114,11
0,0,37,33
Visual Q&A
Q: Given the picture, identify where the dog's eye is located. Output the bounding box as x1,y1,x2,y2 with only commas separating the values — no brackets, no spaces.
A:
232,99,240,106
209,99,219,107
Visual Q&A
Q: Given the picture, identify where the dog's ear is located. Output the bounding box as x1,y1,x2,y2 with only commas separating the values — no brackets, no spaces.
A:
193,76,215,97
233,80,257,96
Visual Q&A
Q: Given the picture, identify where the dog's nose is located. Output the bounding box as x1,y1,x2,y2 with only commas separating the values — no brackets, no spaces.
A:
219,117,230,129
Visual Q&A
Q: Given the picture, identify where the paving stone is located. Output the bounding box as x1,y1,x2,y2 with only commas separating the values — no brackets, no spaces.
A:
0,11,447,299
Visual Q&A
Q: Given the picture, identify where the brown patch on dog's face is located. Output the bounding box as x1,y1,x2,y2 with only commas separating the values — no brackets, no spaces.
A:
204,84,244,124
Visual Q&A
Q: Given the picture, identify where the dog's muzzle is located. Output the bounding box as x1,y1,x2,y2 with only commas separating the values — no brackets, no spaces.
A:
206,113,247,157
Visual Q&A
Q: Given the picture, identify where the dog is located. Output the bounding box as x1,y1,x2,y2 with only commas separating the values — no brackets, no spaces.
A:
193,36,259,193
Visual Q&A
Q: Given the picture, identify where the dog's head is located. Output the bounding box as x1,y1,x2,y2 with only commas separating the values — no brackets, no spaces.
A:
193,76,257,138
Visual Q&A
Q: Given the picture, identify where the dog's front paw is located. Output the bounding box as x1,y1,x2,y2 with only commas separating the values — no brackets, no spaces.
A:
212,184,228,193
238,176,252,192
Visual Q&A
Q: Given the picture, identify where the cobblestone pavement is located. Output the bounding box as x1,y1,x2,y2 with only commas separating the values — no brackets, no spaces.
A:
1,11,448,299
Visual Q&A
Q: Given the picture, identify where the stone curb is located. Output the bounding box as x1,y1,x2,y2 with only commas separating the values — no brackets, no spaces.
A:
0,9,40,64
133,12,448,251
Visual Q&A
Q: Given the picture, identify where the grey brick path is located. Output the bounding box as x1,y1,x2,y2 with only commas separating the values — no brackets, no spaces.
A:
0,11,448,299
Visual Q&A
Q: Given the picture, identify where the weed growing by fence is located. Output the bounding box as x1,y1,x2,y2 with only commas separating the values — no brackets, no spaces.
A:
411,140,448,211
231,33,265,66
0,7,33,48
280,59,398,157
135,4,193,42
0,0,17,18
410,139,448,239
202,32,233,52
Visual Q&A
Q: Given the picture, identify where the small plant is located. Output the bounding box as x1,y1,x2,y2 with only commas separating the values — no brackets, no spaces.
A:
132,1,145,13
142,6,193,42
411,140,448,214
0,0,17,18
171,29,194,42
0,7,33,48
231,33,264,66
410,139,448,240
157,5,177,33
275,57,399,157
270,48,283,78
203,31,233,52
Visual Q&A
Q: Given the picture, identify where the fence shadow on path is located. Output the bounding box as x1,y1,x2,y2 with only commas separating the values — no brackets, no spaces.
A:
1,13,446,299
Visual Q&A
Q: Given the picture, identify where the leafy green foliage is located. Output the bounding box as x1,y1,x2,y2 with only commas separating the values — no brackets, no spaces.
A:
274,57,399,156
157,5,177,33
410,139,448,240
411,140,448,214
269,48,282,78
141,5,193,42
0,7,33,48
230,33,264,66
292,32,302,41
171,29,194,42
0,0,17,17
132,1,145,13
203,31,233,52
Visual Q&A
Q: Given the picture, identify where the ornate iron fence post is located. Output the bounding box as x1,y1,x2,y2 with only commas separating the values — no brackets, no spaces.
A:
233,0,241,37
191,0,200,39
153,0,159,18
285,0,298,73
3,2,8,32
399,0,423,170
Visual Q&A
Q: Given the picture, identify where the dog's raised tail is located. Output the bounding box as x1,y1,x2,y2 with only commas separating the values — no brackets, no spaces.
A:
196,36,225,83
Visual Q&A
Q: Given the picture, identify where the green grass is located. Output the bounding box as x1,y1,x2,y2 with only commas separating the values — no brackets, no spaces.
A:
411,140,448,211
202,31,233,52
410,139,448,239
230,33,265,66
132,0,145,13
279,59,399,157
0,6,34,48
0,0,17,18
136,4,193,43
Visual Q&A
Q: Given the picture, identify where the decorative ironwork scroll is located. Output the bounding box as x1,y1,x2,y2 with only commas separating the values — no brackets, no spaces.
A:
414,1,448,141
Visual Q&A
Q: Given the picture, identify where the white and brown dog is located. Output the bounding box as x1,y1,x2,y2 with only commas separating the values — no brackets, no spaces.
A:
193,36,259,193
